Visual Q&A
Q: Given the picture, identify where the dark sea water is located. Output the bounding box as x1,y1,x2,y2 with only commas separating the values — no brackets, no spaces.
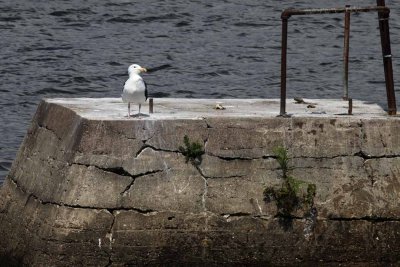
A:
1,0,400,184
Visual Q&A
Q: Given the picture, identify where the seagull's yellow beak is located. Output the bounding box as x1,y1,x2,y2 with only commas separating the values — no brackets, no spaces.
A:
140,67,147,73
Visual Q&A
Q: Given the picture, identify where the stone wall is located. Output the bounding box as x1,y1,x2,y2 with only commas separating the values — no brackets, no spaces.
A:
1,99,400,266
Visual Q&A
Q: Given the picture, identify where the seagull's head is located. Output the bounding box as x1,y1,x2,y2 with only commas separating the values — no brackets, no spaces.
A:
128,64,147,76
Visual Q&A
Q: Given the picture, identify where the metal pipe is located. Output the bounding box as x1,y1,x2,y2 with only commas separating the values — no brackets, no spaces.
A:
281,6,389,18
348,98,353,115
343,5,351,100
280,16,288,116
149,98,154,114
377,0,397,115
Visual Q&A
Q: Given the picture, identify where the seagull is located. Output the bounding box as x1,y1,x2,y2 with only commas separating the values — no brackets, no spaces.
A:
122,64,148,117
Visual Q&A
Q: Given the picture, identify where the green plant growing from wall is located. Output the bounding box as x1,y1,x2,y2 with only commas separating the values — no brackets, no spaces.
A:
264,146,316,220
178,135,205,165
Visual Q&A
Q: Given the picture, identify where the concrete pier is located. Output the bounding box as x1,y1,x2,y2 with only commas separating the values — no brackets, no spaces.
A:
1,98,400,266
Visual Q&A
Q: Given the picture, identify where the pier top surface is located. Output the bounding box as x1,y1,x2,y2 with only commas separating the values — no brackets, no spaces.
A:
46,98,394,120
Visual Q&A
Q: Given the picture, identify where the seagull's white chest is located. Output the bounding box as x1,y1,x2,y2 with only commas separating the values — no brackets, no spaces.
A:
122,74,146,104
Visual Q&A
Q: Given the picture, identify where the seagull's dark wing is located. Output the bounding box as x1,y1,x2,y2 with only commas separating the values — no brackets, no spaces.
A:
144,80,148,100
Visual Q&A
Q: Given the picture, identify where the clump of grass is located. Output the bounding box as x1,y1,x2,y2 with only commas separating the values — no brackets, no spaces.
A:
273,146,291,178
178,135,205,164
264,146,316,218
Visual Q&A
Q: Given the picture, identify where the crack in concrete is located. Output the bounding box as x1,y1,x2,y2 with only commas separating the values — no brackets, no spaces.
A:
354,151,400,160
135,144,181,158
134,143,149,158
37,122,62,142
36,123,70,156
206,174,247,179
203,129,210,153
203,119,213,129
9,177,73,209
69,162,165,196
100,166,132,177
194,165,208,212
104,209,115,266
9,176,158,214
290,152,400,161
120,169,164,196
70,162,162,182
354,151,370,160
197,169,247,180
206,153,256,161
379,132,388,148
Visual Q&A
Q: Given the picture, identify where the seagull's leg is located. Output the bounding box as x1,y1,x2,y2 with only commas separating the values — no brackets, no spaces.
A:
139,104,141,115
128,102,130,117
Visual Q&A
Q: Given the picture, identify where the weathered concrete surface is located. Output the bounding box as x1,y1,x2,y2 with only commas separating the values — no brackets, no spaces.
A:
1,98,400,266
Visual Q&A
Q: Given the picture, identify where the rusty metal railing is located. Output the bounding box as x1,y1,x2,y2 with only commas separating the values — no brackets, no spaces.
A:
343,5,351,100
280,0,396,116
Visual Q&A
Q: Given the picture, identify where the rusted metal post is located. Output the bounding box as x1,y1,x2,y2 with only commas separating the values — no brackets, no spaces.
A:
377,0,397,115
343,5,351,100
281,6,389,17
149,98,154,114
348,98,353,115
280,15,289,116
